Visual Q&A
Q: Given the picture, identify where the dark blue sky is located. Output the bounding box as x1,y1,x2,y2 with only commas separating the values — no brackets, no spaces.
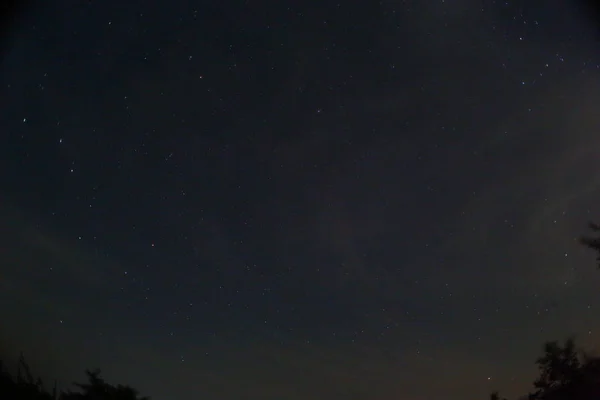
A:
2,1,600,399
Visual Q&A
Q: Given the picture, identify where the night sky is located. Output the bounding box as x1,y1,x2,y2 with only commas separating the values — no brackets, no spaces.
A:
2,1,600,399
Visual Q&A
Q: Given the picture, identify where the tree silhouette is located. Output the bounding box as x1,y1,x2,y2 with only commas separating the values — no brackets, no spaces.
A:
0,353,149,400
490,390,508,400
486,221,600,400
532,338,580,394
579,222,600,268
61,369,149,400
0,353,57,400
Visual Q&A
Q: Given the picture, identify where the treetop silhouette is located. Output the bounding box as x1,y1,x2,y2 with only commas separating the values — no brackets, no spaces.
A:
0,354,149,400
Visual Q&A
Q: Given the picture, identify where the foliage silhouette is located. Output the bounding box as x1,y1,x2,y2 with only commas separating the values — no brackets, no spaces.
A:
532,337,580,393
490,390,508,400
61,368,149,400
488,329,600,400
487,221,600,400
0,353,149,400
0,353,57,400
579,222,600,268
